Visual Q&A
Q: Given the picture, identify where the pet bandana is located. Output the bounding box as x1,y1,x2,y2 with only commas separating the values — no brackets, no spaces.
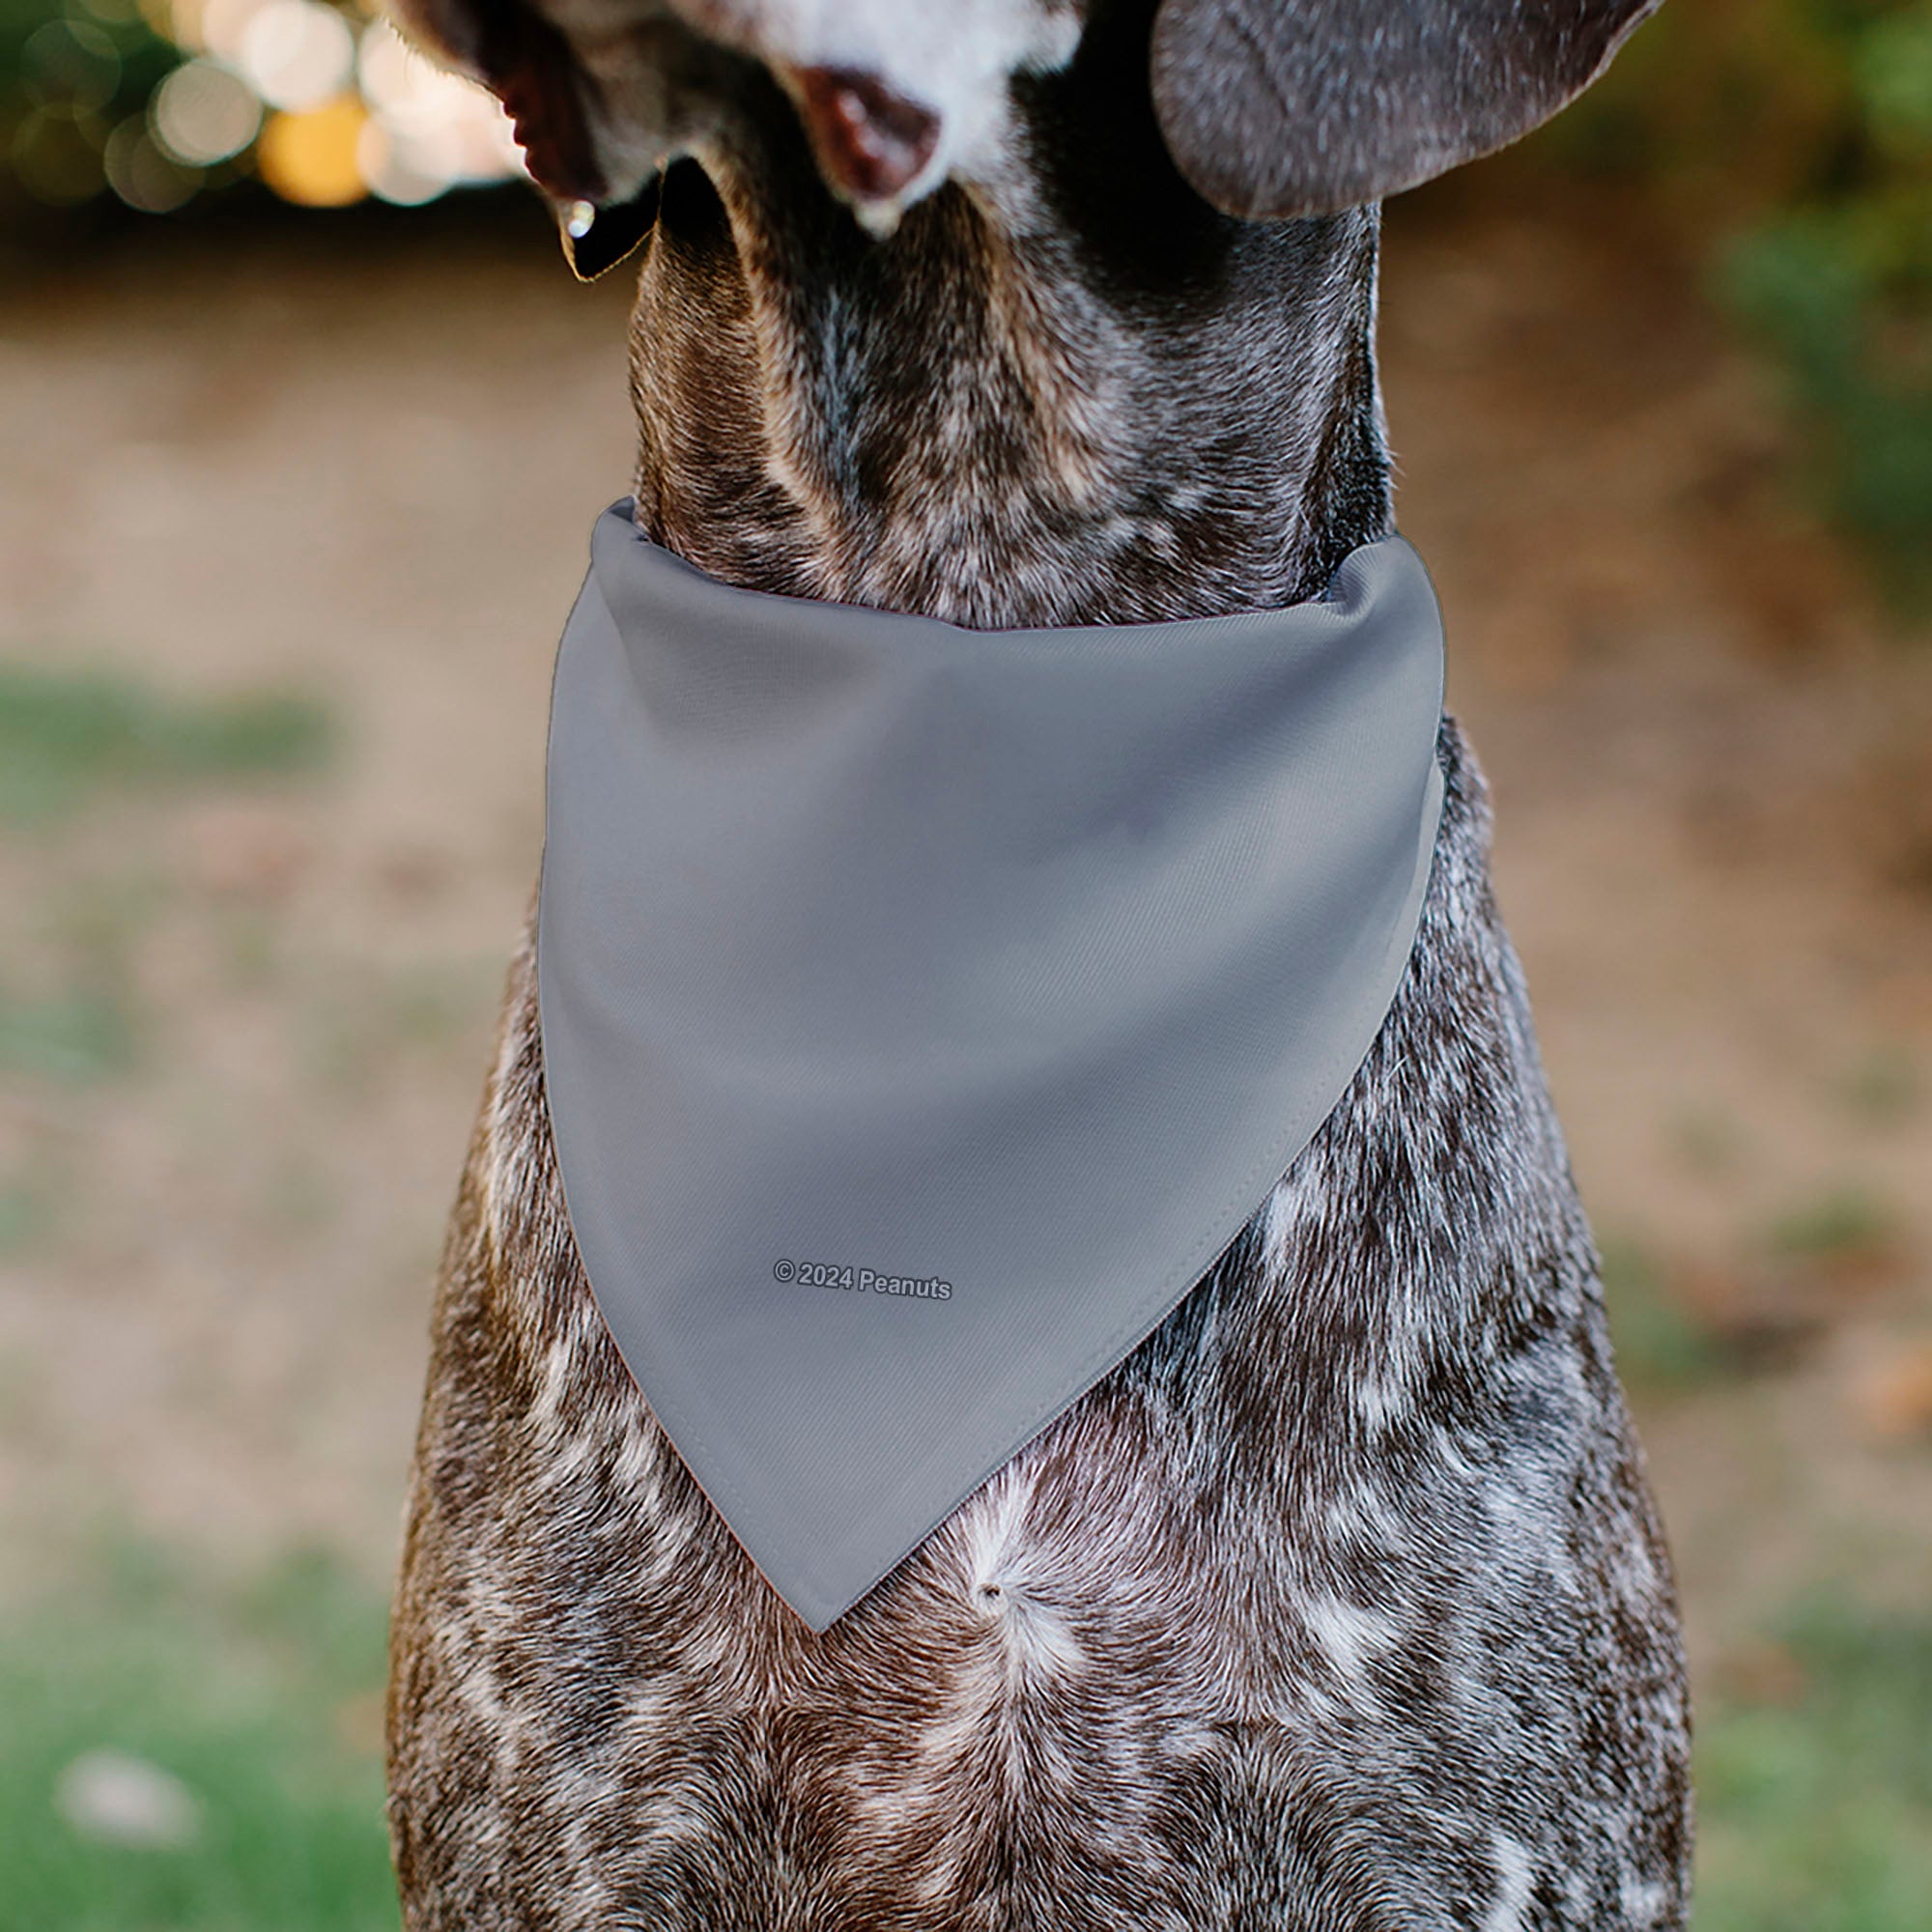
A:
536,498,1447,1631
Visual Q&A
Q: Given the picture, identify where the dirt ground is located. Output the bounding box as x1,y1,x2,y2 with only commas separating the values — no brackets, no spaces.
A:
2,183,1928,1691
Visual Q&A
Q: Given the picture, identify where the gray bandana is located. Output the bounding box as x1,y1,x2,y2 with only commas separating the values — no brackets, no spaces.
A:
536,499,1446,1631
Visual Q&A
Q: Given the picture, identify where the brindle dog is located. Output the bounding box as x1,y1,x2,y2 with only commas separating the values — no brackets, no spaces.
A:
381,0,1693,1924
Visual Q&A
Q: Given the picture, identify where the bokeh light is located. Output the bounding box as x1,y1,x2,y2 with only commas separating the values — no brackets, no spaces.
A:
12,99,108,204
104,111,200,209
4,0,527,213
151,56,259,164
23,17,123,112
236,0,355,112
254,91,365,205
355,17,523,203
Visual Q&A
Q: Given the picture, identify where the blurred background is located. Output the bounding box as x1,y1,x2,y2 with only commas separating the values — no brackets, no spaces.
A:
2,0,1929,1925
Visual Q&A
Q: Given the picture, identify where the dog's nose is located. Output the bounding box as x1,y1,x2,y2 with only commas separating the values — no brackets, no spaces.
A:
790,67,940,204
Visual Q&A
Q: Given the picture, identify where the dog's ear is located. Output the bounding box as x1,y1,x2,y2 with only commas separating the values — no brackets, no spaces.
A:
1149,0,1663,220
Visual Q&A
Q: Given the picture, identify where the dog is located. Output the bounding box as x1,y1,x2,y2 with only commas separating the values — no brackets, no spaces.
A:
382,0,1694,1924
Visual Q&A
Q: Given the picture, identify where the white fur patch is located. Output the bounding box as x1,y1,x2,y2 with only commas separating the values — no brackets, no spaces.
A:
1305,1595,1400,1686
1482,1831,1535,1932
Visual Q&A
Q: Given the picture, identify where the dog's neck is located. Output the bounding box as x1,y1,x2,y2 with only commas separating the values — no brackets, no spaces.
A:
620,19,1393,629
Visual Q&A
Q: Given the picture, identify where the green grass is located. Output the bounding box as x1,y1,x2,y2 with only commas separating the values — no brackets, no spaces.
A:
0,985,141,1084
0,1540,399,1932
0,663,333,827
1765,1186,1902,1266
0,1181,49,1251
1837,1046,1922,1127
1600,1234,1729,1392
1695,1596,1932,1932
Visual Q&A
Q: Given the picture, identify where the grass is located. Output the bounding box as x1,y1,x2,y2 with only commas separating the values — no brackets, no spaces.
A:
0,1181,49,1251
1837,1046,1921,1127
1694,1596,1932,1932
1601,1177,1911,1396
1765,1186,1902,1268
0,661,336,1088
0,663,333,828
0,985,141,1084
0,1539,399,1932
1600,1234,1728,1392
0,872,162,1089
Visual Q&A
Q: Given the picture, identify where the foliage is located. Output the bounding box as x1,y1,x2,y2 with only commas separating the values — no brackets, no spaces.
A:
0,0,190,213
2,0,517,216
1565,0,1932,595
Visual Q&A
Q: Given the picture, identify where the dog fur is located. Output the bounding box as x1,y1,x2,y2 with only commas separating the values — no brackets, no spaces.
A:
383,0,1694,1924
